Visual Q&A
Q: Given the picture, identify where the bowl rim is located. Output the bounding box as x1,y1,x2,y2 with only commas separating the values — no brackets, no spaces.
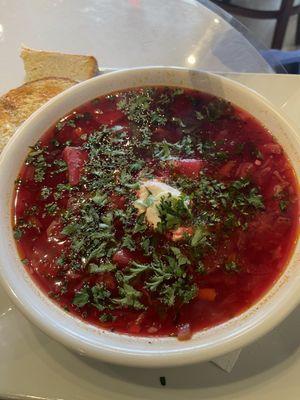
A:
0,66,300,367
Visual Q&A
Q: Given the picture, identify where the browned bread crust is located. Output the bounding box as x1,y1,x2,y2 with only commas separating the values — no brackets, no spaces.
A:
0,77,76,152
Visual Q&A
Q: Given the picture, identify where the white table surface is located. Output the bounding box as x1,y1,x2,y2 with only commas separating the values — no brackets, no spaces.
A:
0,72,299,400
0,0,273,96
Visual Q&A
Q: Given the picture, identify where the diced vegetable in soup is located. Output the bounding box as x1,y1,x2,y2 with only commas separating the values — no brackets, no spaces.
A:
13,87,299,339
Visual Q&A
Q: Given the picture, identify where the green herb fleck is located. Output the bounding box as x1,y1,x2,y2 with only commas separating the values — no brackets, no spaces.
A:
279,200,289,213
73,286,90,307
45,202,58,215
100,313,116,323
224,261,240,272
41,187,52,199
113,281,145,310
89,263,116,273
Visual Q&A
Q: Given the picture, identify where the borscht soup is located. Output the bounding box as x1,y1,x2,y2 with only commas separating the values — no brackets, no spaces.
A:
13,87,299,340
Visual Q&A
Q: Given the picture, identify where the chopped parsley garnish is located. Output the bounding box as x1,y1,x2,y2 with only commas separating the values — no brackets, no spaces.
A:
25,143,47,182
45,202,58,215
100,313,116,323
279,200,289,212
41,187,52,199
52,159,68,174
121,235,136,251
13,219,39,239
224,261,240,272
113,281,145,310
117,89,167,127
197,140,229,162
57,254,67,266
196,262,206,274
191,224,211,248
123,262,150,282
73,283,113,311
153,136,195,160
142,253,196,306
73,286,90,307
195,99,232,122
55,112,91,132
156,194,191,232
91,283,112,311
89,263,116,273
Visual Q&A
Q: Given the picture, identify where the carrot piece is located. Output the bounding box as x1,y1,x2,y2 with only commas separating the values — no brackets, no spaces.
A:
198,288,217,302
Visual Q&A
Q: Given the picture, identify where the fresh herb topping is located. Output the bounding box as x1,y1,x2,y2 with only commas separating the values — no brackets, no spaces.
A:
279,200,289,212
56,112,91,132
73,286,90,307
197,140,229,162
25,143,47,182
41,187,52,199
113,280,145,310
195,99,232,122
117,88,168,127
224,261,240,272
156,194,191,232
100,313,116,323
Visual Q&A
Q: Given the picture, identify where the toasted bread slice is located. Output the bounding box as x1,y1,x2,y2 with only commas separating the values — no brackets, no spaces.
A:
21,47,98,82
0,77,76,152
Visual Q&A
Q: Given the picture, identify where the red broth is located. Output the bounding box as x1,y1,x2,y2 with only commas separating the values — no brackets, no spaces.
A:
13,87,299,339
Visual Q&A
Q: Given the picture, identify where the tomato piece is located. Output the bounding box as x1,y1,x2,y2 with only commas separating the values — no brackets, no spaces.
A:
219,161,236,178
260,143,282,155
62,147,88,186
198,288,217,301
112,249,134,268
128,323,141,334
173,159,204,178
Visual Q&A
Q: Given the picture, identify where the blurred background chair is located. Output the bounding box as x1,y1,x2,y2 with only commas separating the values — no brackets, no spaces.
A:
211,0,300,49
263,48,300,72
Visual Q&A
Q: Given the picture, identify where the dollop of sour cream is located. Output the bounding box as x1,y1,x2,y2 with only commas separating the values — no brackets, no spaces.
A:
134,179,186,228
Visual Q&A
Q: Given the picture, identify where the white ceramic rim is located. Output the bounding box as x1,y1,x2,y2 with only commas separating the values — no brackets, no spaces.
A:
0,67,299,368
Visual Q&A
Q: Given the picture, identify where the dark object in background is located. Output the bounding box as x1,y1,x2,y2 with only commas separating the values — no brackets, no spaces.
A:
160,376,166,386
262,49,300,73
211,0,300,49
